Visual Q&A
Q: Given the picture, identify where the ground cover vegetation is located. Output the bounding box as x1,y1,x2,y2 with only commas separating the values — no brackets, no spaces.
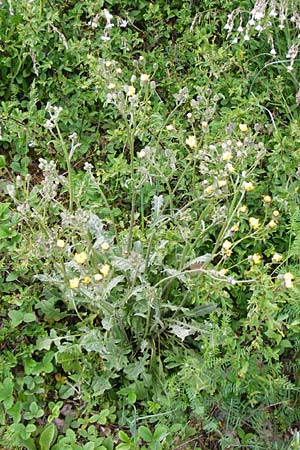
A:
1,0,300,448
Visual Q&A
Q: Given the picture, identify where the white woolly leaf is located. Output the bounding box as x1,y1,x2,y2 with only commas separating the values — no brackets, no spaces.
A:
103,275,124,297
169,324,194,341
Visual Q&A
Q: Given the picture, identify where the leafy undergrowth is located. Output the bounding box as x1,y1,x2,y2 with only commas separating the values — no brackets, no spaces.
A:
1,0,300,449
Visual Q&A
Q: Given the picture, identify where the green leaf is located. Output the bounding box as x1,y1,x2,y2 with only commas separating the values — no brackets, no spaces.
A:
118,431,130,443
0,378,13,408
98,408,110,425
7,401,22,423
36,335,53,351
0,225,12,239
153,425,168,441
82,443,95,450
22,437,37,450
6,272,19,282
9,309,24,327
0,155,6,168
127,391,136,404
115,444,132,450
138,426,152,442
23,312,36,323
39,423,58,450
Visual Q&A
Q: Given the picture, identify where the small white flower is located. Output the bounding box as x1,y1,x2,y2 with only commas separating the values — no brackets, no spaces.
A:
137,149,146,159
166,124,174,131
140,73,150,82
186,135,197,148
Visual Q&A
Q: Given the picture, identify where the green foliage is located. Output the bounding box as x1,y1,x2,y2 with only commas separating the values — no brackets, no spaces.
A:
1,0,300,449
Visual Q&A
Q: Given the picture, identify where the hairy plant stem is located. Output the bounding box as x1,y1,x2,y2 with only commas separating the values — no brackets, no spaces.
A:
55,124,74,212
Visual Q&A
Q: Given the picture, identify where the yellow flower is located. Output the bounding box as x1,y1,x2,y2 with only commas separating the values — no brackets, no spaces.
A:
186,135,197,149
100,264,110,277
101,242,110,251
283,272,294,288
222,151,232,161
224,249,232,257
219,268,228,276
56,239,66,248
263,195,272,204
107,83,115,90
267,219,277,229
252,253,262,264
94,273,103,282
116,67,122,74
272,210,280,217
231,223,239,232
249,217,260,230
74,252,88,264
69,277,80,289
239,123,248,132
204,185,214,195
239,205,248,214
243,181,254,192
127,85,136,97
272,253,282,263
83,276,91,285
226,163,235,173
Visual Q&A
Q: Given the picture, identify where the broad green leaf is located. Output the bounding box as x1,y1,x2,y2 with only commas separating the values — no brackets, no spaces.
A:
115,444,131,450
39,423,58,450
118,431,130,443
138,426,152,442
23,313,36,323
9,310,24,327
82,443,95,450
